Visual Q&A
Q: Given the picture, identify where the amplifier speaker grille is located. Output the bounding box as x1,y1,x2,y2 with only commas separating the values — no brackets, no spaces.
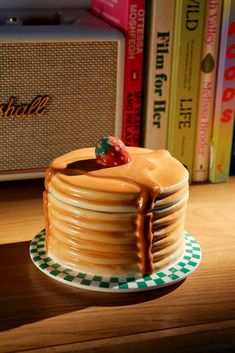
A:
0,41,119,172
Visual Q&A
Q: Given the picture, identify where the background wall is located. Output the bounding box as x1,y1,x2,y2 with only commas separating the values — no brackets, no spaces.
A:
0,0,90,9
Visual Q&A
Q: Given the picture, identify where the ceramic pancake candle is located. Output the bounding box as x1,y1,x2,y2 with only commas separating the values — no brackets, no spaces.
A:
43,137,189,276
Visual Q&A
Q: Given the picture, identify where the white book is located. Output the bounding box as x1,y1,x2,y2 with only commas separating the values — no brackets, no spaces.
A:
143,0,175,150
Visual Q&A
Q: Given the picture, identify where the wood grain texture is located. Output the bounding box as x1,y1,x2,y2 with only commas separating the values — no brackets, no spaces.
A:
0,179,45,244
0,178,235,353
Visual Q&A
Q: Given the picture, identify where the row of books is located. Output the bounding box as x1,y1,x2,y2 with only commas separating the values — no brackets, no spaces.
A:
90,0,235,183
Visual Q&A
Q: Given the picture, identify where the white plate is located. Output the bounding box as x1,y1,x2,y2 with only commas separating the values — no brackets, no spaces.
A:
30,230,201,292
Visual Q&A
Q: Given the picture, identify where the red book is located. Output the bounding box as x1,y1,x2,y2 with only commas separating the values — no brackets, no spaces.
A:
91,0,146,146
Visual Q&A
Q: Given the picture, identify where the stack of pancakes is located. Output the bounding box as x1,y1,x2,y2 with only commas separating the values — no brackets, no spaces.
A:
44,147,189,276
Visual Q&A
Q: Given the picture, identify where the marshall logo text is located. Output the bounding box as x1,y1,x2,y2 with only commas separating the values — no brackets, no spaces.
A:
0,96,49,118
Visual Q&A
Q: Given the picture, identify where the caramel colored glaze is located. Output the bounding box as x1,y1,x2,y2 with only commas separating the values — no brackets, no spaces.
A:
44,147,189,276
137,213,154,274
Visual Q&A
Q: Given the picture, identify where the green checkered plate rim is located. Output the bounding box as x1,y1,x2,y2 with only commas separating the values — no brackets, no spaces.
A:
29,230,202,292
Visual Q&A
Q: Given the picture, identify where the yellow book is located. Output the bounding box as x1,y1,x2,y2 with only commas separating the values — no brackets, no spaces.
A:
193,0,222,182
167,0,206,181
209,0,235,183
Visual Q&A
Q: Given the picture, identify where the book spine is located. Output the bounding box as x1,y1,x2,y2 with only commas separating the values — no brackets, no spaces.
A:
91,0,146,147
230,123,235,175
167,0,206,182
209,0,235,183
91,0,129,30
192,0,222,182
143,0,175,150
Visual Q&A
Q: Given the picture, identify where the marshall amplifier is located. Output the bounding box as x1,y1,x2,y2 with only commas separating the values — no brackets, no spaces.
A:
0,9,124,180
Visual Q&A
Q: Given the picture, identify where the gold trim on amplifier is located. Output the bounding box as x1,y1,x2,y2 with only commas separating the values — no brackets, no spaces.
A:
0,96,49,118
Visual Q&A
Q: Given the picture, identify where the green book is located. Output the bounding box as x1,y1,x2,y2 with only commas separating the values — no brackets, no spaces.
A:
167,0,206,181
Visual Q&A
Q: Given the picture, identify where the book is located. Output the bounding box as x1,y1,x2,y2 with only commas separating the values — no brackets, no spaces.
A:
209,0,235,183
230,123,235,175
192,0,222,182
143,0,175,150
167,0,206,181
91,0,146,147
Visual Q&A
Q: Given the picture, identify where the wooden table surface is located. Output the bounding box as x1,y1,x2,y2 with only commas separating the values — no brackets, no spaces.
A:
0,177,235,353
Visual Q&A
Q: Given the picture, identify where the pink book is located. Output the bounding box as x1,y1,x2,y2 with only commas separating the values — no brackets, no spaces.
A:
91,0,146,146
